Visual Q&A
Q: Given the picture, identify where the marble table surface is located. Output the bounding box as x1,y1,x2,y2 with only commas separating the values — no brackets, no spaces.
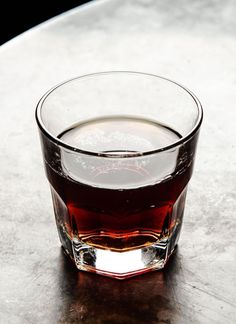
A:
0,0,235,323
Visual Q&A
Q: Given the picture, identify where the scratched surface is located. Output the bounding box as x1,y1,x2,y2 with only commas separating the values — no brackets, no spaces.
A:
0,0,236,323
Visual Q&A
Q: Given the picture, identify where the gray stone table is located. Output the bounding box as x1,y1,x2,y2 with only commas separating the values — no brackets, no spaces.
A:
0,0,235,323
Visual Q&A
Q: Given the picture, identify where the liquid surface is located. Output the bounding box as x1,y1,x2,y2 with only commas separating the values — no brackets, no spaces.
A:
59,116,181,154
45,116,192,252
58,116,182,189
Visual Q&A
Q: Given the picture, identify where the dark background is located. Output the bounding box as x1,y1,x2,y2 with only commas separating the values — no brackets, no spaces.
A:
0,1,91,45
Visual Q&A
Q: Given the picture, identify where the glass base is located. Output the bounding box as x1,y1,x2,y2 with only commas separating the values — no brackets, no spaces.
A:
71,238,173,279
59,224,180,279
55,202,183,279
53,186,185,279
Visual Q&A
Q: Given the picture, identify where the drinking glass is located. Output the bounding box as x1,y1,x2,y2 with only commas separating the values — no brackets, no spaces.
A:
36,71,203,279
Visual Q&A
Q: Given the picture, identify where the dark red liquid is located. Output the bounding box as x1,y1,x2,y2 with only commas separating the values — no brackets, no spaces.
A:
47,164,190,252
43,117,194,252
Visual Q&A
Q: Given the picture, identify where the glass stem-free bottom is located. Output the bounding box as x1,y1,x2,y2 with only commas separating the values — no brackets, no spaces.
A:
52,186,186,279
59,222,180,279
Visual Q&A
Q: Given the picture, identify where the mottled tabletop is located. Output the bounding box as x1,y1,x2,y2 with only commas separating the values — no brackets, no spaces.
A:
0,0,236,323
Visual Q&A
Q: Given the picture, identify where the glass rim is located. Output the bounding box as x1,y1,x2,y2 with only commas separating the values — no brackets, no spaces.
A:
35,71,203,158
